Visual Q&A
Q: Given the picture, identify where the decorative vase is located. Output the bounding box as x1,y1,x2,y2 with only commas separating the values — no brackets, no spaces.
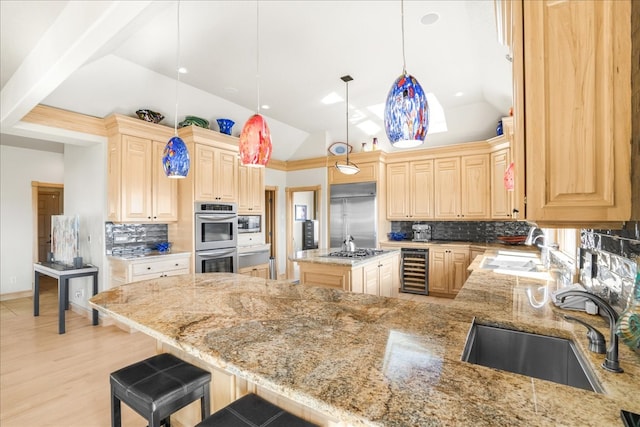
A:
217,118,235,135
496,120,504,136
615,261,640,354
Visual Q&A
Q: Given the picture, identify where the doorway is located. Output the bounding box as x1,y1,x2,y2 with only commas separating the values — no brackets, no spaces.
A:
32,182,64,263
285,185,321,281
264,186,278,277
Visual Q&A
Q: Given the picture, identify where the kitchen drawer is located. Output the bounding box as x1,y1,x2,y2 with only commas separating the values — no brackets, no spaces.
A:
132,268,190,282
132,257,190,276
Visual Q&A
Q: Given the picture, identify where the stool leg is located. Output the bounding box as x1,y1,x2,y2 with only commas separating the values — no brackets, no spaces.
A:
111,392,121,427
201,386,211,420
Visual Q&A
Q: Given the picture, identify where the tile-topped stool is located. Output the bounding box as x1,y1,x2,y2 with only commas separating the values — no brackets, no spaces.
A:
195,393,317,427
110,353,211,427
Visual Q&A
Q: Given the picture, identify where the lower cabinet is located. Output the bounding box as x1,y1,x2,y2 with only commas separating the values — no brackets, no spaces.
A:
357,254,399,298
109,253,191,287
238,263,269,279
428,246,470,298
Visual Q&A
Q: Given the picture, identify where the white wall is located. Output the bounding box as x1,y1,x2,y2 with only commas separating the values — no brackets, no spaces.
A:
0,145,64,295
63,143,106,310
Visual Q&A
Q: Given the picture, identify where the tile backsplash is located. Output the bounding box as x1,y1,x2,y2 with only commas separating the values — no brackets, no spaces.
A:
390,221,532,243
105,222,168,257
579,222,639,313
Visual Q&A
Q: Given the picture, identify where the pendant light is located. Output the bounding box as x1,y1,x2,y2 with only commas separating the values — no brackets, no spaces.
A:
239,0,272,167
335,75,360,175
162,0,190,178
383,0,429,148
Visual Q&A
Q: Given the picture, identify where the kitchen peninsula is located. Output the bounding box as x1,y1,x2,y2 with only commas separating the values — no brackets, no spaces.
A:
89,272,639,426
291,248,400,297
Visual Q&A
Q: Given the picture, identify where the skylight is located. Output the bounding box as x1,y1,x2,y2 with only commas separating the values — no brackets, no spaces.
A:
321,92,343,105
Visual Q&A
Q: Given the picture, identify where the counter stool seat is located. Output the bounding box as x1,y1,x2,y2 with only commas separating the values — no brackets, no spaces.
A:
110,353,211,427
195,393,317,427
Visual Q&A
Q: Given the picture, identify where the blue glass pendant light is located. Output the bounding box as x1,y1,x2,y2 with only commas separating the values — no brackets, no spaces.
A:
384,0,429,148
163,0,190,178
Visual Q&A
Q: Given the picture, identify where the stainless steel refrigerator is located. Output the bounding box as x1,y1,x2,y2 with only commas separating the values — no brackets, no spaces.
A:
330,182,377,249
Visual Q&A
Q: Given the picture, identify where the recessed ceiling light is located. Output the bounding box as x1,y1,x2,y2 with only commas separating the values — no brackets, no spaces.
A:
420,12,439,26
454,91,464,97
321,92,343,105
261,104,270,110
177,67,188,74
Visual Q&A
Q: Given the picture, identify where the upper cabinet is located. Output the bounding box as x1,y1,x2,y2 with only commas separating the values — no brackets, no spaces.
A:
194,143,238,203
106,115,177,223
434,155,489,220
386,160,434,220
238,165,264,214
519,0,632,225
490,148,512,219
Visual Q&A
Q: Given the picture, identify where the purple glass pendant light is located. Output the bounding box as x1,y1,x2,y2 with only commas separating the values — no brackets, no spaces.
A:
384,0,429,148
163,0,190,178
239,0,273,167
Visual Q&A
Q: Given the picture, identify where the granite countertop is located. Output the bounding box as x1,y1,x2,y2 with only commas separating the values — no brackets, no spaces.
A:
290,248,400,267
89,267,639,426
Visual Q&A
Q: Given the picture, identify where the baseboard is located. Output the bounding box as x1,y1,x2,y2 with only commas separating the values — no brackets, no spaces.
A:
0,290,32,301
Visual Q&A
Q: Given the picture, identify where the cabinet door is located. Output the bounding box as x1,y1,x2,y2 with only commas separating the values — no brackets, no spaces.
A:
523,0,631,222
434,158,461,219
152,140,178,221
461,155,490,219
491,149,512,219
238,165,264,213
363,263,379,296
195,144,216,201
411,160,434,219
428,248,448,294
450,249,470,294
386,163,409,219
378,259,394,298
121,135,152,221
216,150,238,202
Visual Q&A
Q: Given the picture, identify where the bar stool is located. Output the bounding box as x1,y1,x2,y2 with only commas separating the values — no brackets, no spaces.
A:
110,353,211,427
195,393,317,427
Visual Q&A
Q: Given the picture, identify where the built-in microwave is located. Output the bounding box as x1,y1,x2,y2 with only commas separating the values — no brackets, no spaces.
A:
238,215,261,233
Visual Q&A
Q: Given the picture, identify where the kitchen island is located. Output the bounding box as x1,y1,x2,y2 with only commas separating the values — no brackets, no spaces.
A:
291,248,400,297
89,271,639,426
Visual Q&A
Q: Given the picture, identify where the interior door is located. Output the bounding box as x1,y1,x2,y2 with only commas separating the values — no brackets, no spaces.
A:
38,188,63,262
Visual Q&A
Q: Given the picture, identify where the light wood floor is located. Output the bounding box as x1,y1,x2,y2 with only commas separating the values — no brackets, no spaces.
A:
0,277,156,426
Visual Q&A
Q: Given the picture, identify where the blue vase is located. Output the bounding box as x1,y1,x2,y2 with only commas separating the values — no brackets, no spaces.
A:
217,119,235,135
496,120,504,136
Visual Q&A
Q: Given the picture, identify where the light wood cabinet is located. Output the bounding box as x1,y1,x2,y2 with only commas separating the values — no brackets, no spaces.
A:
194,144,238,203
490,148,512,219
106,115,177,223
386,160,434,220
521,0,632,224
238,165,264,214
109,253,191,288
238,263,269,279
429,246,469,298
434,155,489,220
361,255,398,298
328,161,378,184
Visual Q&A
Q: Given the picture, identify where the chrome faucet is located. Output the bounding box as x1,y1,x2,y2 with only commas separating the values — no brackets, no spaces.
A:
525,226,558,268
525,225,544,246
558,290,623,373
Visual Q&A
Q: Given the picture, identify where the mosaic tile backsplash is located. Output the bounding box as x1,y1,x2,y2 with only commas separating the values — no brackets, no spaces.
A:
390,221,533,243
579,222,639,313
105,223,169,257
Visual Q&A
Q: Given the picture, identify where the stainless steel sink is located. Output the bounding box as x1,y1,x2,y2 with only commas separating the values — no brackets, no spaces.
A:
462,319,603,393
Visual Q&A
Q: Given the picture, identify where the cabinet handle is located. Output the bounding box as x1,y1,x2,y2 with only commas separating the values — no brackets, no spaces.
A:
175,263,179,266
147,267,151,270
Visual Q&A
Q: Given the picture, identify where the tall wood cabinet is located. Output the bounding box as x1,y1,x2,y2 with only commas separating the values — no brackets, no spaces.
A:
238,165,264,214
521,0,632,224
434,155,489,219
194,143,238,203
106,115,177,222
386,160,434,220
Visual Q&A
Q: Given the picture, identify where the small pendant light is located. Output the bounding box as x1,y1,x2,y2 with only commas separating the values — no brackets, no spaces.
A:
239,0,273,167
163,0,190,178
384,0,429,148
335,75,359,175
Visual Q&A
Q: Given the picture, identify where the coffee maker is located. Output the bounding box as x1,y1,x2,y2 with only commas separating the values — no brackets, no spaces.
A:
412,224,432,242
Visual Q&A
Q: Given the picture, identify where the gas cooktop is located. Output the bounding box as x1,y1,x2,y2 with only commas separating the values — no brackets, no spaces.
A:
326,249,386,258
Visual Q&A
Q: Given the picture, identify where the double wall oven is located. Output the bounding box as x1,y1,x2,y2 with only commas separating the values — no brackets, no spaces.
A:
194,202,238,273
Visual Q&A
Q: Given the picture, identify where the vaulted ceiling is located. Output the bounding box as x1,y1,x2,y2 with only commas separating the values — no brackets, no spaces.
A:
0,1,512,160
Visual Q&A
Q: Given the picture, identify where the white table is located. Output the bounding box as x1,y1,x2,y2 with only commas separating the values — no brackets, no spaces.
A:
33,262,99,334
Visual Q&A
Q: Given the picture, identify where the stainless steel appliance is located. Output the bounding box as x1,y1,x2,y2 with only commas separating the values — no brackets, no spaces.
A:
412,224,432,242
400,248,429,295
238,215,261,233
330,182,377,249
194,201,238,273
238,247,270,269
